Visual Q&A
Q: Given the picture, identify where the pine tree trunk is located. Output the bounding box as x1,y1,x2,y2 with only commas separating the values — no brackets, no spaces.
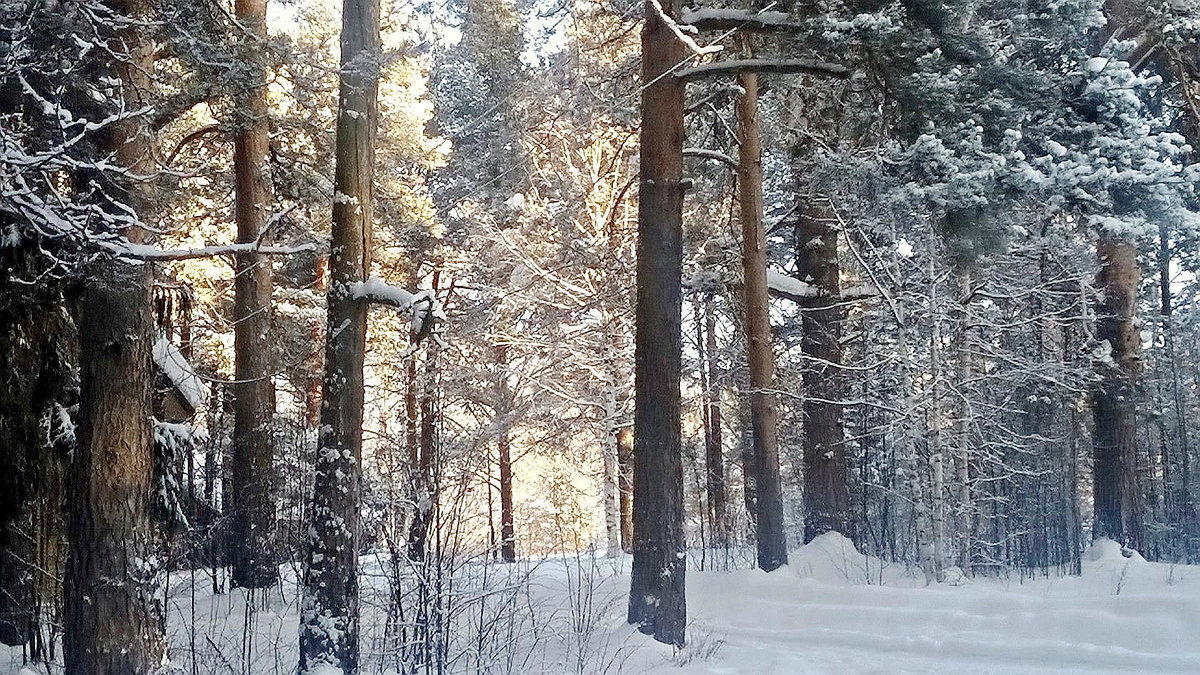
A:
1092,239,1144,551
627,0,687,647
794,202,852,544
736,42,787,572
64,0,165,667
68,265,165,674
298,0,379,665
229,0,278,590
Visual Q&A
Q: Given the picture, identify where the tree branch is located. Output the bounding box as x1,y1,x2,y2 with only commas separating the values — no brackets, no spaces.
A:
676,58,852,80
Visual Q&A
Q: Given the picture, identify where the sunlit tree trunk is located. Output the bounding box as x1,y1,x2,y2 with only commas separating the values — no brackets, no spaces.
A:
229,0,279,590
298,0,379,665
736,37,787,572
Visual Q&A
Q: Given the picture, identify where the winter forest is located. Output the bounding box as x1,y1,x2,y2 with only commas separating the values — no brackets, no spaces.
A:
3,0,1200,671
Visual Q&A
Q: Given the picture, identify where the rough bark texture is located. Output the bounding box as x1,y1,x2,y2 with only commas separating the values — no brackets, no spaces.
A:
67,264,165,675
627,0,687,647
229,0,279,590
736,54,787,571
64,0,166,668
794,203,853,544
298,0,379,666
1092,239,1144,551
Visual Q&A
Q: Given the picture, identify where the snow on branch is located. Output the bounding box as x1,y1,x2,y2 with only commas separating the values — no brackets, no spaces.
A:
349,278,446,348
767,270,877,303
649,0,723,57
116,241,317,261
684,147,738,168
767,270,820,299
676,58,852,80
680,7,805,32
152,335,207,411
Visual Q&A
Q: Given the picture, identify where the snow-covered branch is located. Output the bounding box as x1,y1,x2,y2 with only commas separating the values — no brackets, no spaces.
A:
683,147,738,168
648,0,723,57
349,277,446,347
680,7,804,32
766,270,877,303
116,241,317,261
676,58,851,80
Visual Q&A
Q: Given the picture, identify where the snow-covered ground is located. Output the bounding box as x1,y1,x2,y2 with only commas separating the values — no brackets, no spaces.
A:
6,535,1198,673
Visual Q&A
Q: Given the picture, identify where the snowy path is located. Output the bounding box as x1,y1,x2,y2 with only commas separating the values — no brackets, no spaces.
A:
628,537,1200,674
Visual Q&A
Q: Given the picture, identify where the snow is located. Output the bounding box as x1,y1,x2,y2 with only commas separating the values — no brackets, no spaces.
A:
8,536,1197,673
647,0,721,57
766,270,819,298
152,335,206,411
680,7,793,26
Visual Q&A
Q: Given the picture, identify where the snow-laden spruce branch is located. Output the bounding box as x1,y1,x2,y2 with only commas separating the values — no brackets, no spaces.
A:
680,7,804,32
676,58,852,80
349,277,446,348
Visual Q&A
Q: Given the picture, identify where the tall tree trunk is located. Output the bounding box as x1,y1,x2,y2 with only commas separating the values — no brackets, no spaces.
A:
627,0,687,647
794,201,852,544
229,0,278,590
1092,239,1144,551
68,265,165,675
928,263,947,579
703,294,728,548
736,39,787,572
953,266,973,570
64,0,165,668
298,0,379,665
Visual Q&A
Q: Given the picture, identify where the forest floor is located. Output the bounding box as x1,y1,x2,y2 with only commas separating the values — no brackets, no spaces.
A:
6,535,1198,674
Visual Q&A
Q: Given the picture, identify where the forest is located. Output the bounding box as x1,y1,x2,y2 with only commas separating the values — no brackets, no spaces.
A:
2,0,1200,671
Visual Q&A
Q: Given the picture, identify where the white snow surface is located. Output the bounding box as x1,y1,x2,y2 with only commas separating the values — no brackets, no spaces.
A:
5,535,1198,673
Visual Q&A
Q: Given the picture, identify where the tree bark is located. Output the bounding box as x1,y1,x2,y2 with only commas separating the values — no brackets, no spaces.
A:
67,264,165,675
627,0,687,647
794,202,853,544
298,0,379,665
229,0,279,590
64,0,165,668
736,48,787,571
1092,239,1144,551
